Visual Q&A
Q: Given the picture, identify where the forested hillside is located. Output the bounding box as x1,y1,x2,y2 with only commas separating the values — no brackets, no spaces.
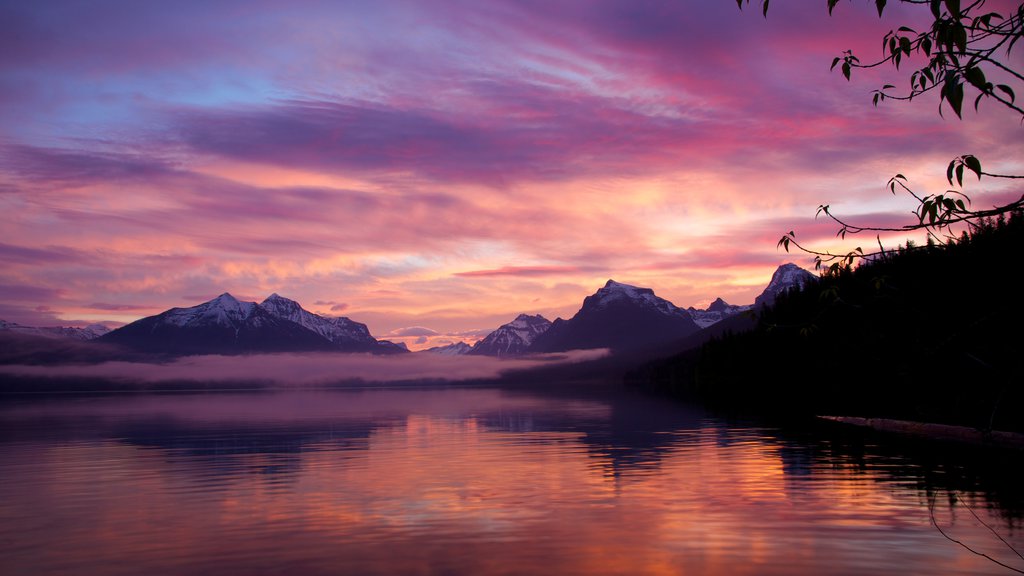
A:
633,212,1024,433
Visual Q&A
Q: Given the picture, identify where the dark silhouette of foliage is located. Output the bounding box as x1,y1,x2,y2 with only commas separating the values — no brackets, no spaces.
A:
740,0,1024,269
635,211,1024,432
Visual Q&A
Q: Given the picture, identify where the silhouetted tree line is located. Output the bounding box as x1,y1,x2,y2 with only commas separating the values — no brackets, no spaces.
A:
632,210,1024,433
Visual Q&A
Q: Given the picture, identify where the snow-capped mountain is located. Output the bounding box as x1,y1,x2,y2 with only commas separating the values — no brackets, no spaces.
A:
259,293,388,352
753,263,817,308
529,280,700,353
422,341,473,356
100,292,408,355
0,319,111,340
585,280,690,318
468,314,551,357
158,293,258,328
100,293,334,355
687,298,752,329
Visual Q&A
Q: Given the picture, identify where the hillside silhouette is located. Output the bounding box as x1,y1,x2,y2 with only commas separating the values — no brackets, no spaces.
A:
632,211,1024,433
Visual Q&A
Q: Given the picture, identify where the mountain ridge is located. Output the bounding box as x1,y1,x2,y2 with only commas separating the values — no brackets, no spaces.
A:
99,292,405,355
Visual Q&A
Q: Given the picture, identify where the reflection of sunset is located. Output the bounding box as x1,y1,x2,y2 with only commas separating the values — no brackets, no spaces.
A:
2,389,1020,575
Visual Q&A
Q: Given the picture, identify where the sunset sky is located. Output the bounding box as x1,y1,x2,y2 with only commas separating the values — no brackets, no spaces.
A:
2,0,1021,348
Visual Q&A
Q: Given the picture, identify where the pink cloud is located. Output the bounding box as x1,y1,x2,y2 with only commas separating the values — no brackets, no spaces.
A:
454,265,595,278
1,1,1019,336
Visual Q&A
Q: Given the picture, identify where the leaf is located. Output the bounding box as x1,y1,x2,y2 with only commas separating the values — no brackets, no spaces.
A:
965,66,986,89
954,23,967,53
930,0,941,19
762,0,769,17
899,36,912,55
831,57,841,71
828,0,840,15
875,0,886,17
963,155,981,179
996,84,1016,103
842,61,851,80
955,163,964,186
944,79,964,119
944,0,960,17
946,160,956,185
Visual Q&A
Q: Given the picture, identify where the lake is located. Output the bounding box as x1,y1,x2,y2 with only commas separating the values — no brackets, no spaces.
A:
1,384,1022,575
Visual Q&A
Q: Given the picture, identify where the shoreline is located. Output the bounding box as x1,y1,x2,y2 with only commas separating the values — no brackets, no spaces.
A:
818,415,1024,451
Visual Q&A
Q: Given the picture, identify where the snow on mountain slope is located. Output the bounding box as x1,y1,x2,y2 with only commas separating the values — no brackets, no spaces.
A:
0,319,111,340
587,280,691,318
754,263,817,308
687,298,753,329
161,293,257,328
528,280,700,353
469,314,551,357
422,341,473,355
260,293,376,345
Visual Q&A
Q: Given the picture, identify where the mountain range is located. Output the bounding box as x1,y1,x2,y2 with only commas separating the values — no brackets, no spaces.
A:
0,319,111,341
98,293,406,355
442,263,815,356
3,263,816,359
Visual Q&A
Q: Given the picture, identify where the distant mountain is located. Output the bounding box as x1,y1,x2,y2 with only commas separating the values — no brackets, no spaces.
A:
687,298,752,329
0,319,111,340
376,340,410,353
99,293,333,355
529,280,700,353
753,263,817,308
259,293,400,353
422,341,472,356
99,293,405,355
468,314,551,357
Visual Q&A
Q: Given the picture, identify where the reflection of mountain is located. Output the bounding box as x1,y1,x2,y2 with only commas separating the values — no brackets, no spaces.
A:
4,387,1022,519
116,416,387,481
538,392,709,478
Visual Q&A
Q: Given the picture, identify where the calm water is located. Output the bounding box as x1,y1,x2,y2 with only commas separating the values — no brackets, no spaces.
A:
1,385,1022,575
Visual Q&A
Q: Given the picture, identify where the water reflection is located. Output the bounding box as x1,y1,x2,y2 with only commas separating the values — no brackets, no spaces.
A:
1,386,1021,575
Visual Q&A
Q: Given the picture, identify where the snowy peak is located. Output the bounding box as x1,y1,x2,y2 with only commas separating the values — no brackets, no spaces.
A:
260,293,300,313
585,279,688,319
754,263,817,308
707,298,731,313
508,313,549,330
100,292,404,355
258,293,378,347
162,292,257,328
423,341,473,356
687,298,752,329
528,279,700,353
469,313,552,357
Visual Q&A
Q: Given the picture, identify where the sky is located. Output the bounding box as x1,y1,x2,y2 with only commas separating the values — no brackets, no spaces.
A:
1,0,1021,349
